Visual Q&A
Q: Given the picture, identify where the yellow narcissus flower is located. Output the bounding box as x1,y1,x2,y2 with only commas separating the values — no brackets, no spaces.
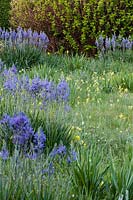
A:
119,113,126,120
74,135,80,141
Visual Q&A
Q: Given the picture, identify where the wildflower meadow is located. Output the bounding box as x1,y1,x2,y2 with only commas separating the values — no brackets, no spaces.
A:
0,2,133,200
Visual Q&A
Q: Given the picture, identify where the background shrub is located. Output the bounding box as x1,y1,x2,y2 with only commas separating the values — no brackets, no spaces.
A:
0,0,11,28
10,0,133,55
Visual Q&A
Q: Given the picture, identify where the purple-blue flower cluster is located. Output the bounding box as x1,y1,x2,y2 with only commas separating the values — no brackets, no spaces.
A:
28,77,46,95
0,26,49,51
10,112,34,146
50,145,67,157
33,128,46,153
2,65,21,93
0,112,46,156
41,145,77,177
96,34,133,52
50,145,77,163
56,80,70,102
42,144,77,178
50,145,77,160
2,66,70,104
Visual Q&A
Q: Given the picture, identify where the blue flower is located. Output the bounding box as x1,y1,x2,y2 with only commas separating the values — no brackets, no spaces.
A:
22,30,28,40
33,128,46,152
10,30,17,41
56,80,70,102
4,76,18,92
0,112,46,156
4,31,10,40
71,150,77,161
39,32,49,42
0,27,49,51
96,35,104,50
10,64,17,74
41,80,56,102
126,40,132,49
27,28,33,38
19,75,30,90
9,112,34,146
67,150,77,164
28,77,45,95
33,31,39,40
105,37,111,50
0,113,11,125
50,145,67,157
0,148,9,160
25,151,38,160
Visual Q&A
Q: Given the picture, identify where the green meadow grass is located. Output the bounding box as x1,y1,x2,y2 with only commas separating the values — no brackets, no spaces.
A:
26,52,133,143
0,51,133,199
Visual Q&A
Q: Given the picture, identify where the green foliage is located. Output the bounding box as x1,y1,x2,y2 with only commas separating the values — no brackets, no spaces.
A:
107,151,133,200
28,107,72,152
10,0,133,54
70,144,108,199
0,0,11,28
102,50,133,63
0,44,45,70
113,72,133,93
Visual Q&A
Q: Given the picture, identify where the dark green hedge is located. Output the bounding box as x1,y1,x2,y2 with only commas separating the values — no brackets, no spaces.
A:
10,0,133,55
0,0,11,28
